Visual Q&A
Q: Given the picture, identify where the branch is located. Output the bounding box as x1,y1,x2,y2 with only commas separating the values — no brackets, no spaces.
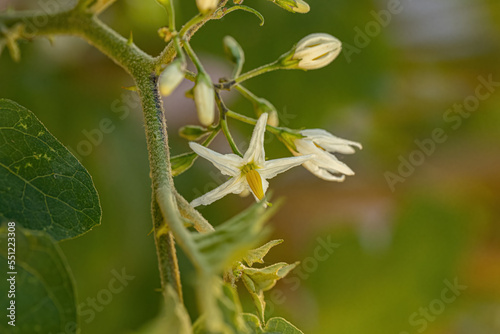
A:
0,8,154,76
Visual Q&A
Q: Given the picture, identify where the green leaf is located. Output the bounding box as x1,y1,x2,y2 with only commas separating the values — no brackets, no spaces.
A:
0,226,78,334
241,262,297,321
242,262,298,292
244,239,283,267
243,313,263,333
0,99,101,240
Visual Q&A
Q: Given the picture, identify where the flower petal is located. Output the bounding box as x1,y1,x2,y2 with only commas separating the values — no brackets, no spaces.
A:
243,113,268,165
302,161,346,182
295,139,354,175
260,155,313,179
300,129,362,154
190,177,246,207
189,142,242,176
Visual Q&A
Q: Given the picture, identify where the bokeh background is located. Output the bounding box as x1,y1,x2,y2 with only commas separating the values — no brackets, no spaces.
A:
1,0,500,333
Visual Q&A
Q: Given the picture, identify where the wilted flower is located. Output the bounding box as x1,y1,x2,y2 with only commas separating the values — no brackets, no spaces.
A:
189,113,312,207
292,129,362,181
194,72,215,126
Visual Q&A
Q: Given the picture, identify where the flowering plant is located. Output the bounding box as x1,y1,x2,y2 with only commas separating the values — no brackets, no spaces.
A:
0,0,361,333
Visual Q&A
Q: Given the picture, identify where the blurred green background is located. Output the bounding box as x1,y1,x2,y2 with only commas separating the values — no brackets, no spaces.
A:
1,0,500,333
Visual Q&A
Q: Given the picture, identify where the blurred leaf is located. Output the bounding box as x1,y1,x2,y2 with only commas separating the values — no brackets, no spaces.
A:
265,317,304,333
0,226,78,334
242,313,304,334
132,285,192,334
190,199,281,333
0,99,101,240
241,262,297,321
243,239,283,267
192,199,280,274
193,280,250,334
243,262,297,292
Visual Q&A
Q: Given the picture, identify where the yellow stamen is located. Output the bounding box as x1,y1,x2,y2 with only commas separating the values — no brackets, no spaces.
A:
245,169,264,200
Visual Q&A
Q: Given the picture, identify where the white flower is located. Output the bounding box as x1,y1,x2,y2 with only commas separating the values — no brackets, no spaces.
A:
293,129,362,181
194,72,215,126
159,59,185,96
196,0,218,13
292,33,342,70
189,113,312,207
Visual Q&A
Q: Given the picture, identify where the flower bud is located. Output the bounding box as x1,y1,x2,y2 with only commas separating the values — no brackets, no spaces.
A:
196,0,218,13
268,0,310,13
267,110,279,127
194,72,215,126
159,59,185,96
171,152,197,177
223,35,245,66
291,33,341,70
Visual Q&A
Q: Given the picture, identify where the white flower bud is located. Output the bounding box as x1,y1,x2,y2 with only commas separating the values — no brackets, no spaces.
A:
267,110,279,127
196,0,218,13
159,59,185,96
194,72,215,126
270,0,310,13
292,33,342,70
291,0,310,13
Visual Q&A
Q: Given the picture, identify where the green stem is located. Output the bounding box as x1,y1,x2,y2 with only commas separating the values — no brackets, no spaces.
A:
155,0,229,70
183,39,204,73
226,110,281,136
157,0,176,32
135,73,185,299
179,13,205,38
230,61,280,87
215,92,243,157
0,9,155,76
175,192,214,233
152,193,183,302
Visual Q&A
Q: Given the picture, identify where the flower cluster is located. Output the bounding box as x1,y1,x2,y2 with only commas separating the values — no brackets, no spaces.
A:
158,9,362,207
